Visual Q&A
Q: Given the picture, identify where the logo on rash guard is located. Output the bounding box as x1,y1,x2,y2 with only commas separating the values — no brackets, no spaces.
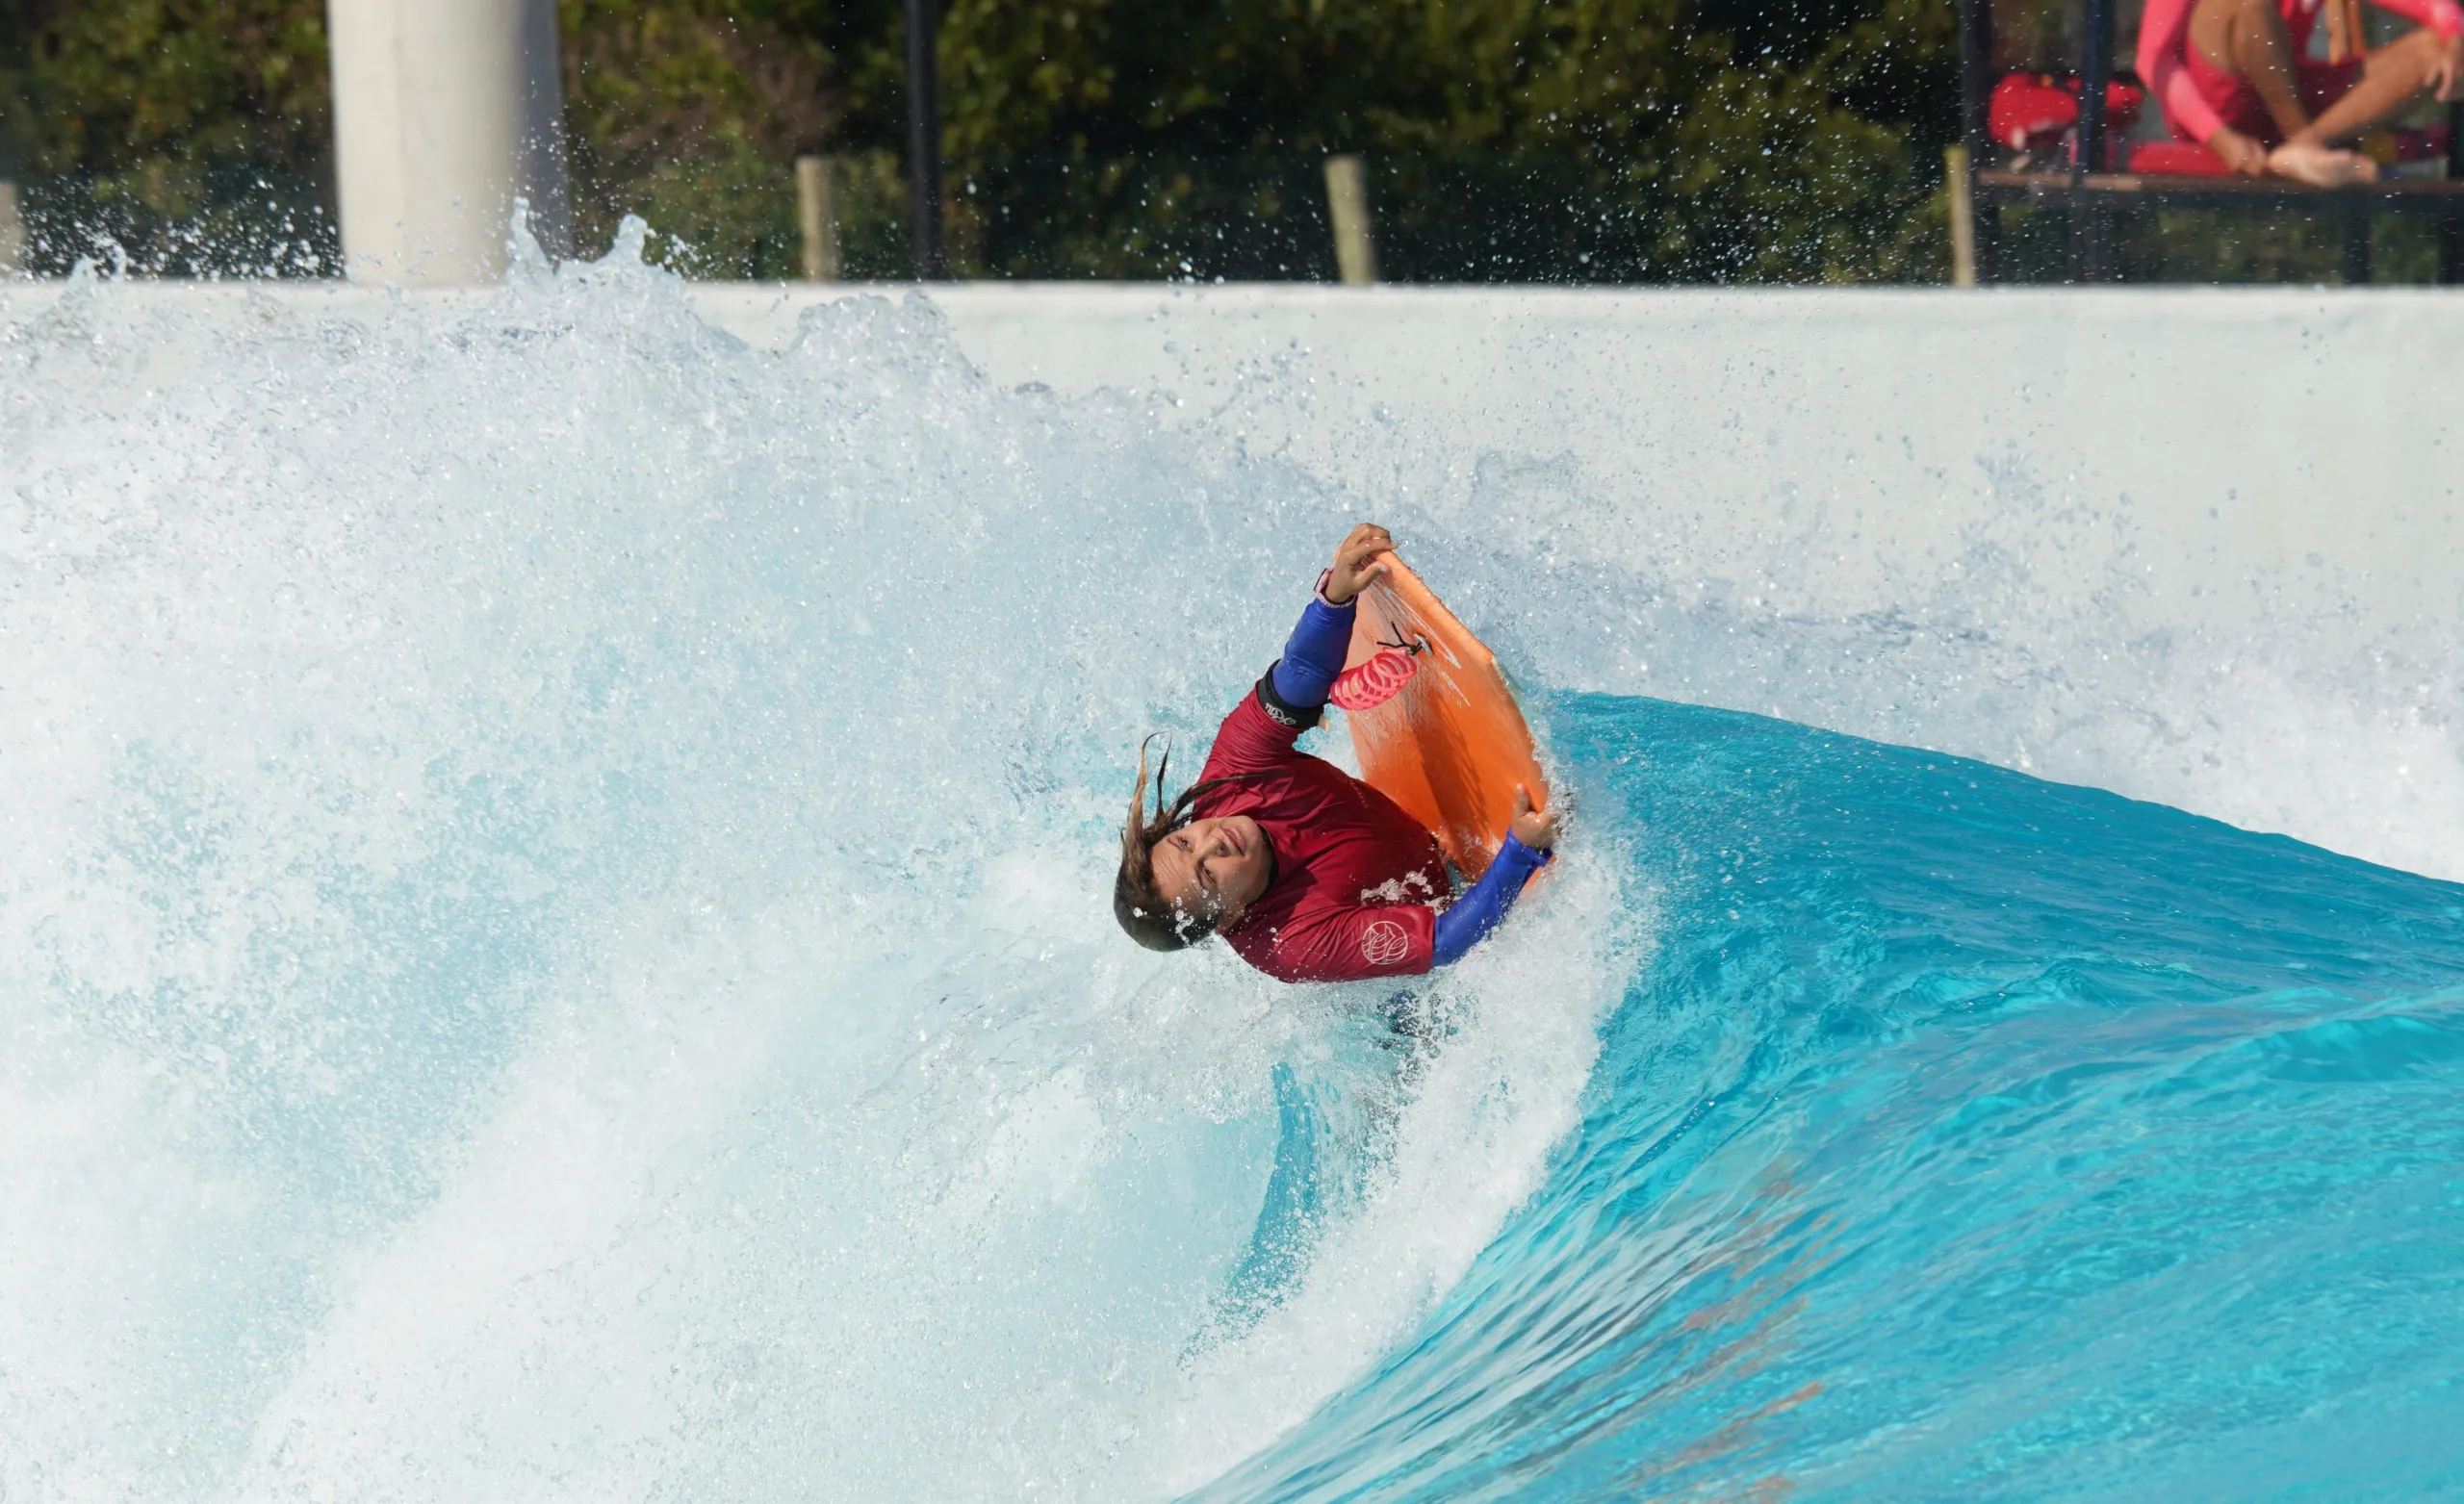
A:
1361,919,1412,966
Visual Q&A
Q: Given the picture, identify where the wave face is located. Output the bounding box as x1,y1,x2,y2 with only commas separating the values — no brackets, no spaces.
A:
2,246,2461,1500
1207,696,2464,1499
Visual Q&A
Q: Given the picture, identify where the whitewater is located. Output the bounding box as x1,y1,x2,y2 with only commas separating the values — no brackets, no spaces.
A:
2,233,2460,1501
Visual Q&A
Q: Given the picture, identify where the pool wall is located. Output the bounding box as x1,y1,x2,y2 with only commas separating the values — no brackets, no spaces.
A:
15,280,2454,648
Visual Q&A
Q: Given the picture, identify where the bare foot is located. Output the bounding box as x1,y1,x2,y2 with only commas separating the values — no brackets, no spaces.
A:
2266,141,2380,187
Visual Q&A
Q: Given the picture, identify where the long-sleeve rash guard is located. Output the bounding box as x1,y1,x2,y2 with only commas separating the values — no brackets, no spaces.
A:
2137,0,2462,144
1196,580,1551,983
1431,831,1553,965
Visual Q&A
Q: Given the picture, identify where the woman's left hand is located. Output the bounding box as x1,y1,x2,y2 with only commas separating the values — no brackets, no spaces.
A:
1324,523,1395,605
2434,33,2464,102
1509,784,1559,851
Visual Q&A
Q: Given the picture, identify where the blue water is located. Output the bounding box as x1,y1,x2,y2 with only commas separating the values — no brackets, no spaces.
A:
4,253,2463,1500
1216,695,2464,1500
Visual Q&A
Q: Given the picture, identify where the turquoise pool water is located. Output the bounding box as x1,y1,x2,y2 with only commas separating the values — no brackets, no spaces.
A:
2,243,2460,1500
1209,694,2464,1499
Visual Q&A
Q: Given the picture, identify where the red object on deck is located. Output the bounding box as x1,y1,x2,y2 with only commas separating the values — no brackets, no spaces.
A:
1989,73,2146,165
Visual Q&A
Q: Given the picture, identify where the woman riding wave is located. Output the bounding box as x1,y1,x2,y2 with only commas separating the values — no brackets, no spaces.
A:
1115,524,1557,983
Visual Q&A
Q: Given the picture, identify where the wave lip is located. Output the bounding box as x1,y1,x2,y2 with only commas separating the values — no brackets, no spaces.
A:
1207,694,2464,1501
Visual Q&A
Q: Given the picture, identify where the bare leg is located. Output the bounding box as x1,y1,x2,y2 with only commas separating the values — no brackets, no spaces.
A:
2189,0,2312,139
2299,27,2442,142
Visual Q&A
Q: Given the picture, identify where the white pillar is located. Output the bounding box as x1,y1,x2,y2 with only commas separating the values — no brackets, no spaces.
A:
325,0,570,285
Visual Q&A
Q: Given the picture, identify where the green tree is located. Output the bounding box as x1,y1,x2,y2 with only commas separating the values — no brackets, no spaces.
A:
1,0,333,272
821,0,1958,281
4,0,1963,283
558,0,844,278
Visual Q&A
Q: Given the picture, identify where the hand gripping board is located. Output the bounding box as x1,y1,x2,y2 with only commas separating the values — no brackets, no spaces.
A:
1338,553,1547,880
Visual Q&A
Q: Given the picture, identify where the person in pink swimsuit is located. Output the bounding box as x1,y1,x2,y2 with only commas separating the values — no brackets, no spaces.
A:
2137,0,2464,182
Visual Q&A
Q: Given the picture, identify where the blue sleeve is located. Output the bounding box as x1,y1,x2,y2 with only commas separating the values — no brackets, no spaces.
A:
1267,590,1355,711
1431,833,1553,966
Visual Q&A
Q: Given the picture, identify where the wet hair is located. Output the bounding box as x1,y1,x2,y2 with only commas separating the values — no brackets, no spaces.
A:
1114,736,1259,952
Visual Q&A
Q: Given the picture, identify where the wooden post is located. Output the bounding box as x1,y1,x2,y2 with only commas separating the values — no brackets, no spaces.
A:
902,0,946,279
0,181,22,273
1324,155,1378,285
796,156,839,282
1946,146,1978,287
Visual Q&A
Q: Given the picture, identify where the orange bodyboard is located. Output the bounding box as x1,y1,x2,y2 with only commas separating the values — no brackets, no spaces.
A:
1340,553,1547,880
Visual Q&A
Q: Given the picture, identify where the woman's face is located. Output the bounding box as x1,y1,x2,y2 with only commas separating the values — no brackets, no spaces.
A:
1149,815,1274,929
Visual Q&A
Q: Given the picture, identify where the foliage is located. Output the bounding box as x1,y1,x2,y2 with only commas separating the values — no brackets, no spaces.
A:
1,0,1968,283
557,0,841,278
0,0,334,271
818,0,1961,282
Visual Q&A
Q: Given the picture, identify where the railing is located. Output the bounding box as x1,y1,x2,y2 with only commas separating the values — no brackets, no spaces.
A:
1952,0,2464,284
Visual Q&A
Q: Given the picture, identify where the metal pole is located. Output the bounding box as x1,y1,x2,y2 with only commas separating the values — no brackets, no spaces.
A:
2074,0,2117,281
1957,0,1998,281
516,0,571,259
903,0,946,279
2442,101,2464,285
2340,194,2373,286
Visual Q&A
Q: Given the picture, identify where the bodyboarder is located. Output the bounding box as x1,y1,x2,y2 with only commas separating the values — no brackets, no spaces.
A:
1114,523,1556,983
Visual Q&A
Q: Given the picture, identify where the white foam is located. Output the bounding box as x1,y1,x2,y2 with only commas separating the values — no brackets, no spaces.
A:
2,244,2456,1502
0,245,1621,1500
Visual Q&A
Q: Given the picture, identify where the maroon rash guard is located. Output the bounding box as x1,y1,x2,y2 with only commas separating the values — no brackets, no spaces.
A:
1194,685,1450,984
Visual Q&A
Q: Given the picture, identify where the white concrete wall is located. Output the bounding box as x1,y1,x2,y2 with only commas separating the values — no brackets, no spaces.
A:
700,284,2464,641
325,0,570,284
5,280,2456,640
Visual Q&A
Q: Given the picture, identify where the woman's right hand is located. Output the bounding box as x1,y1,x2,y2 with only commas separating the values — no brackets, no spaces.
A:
1324,523,1395,605
2432,32,2464,101
1509,785,1559,851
